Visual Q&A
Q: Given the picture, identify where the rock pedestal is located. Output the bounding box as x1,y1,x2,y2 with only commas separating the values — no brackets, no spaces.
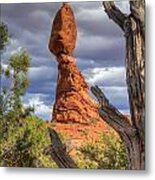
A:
53,54,101,123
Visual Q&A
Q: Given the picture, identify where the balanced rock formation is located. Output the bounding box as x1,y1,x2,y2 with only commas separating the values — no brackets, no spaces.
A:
49,3,77,56
48,3,101,124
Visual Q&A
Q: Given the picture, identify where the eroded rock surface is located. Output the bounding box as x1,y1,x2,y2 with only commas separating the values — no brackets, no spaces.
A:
52,54,101,123
48,3,102,124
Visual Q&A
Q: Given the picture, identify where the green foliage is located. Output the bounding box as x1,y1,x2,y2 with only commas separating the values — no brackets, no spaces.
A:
0,115,57,168
0,21,9,51
9,49,30,72
77,132,127,169
0,49,31,118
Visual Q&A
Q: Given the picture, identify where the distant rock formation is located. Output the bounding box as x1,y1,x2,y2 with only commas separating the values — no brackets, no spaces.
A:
48,3,101,123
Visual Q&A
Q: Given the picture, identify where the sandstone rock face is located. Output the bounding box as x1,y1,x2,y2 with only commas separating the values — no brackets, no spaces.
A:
48,3,77,56
52,54,101,123
49,3,102,124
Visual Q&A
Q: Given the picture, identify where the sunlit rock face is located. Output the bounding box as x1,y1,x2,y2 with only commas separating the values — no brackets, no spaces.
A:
48,3,103,124
52,54,101,123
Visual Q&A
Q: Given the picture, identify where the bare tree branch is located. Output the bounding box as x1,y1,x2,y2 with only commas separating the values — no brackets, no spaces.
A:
47,128,78,168
91,86,135,135
102,1,127,31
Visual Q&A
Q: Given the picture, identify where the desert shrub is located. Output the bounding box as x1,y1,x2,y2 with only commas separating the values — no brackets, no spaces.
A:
77,132,127,169
0,115,57,168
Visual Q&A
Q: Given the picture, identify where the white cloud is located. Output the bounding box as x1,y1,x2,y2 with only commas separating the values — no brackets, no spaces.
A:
10,46,23,55
23,94,52,120
83,66,126,87
1,63,8,70
83,67,129,112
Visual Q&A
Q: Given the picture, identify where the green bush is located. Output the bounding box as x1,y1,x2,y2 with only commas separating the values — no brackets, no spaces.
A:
0,115,57,168
77,132,127,169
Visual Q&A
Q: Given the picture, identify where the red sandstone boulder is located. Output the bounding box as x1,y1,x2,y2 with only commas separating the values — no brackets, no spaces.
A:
48,3,77,56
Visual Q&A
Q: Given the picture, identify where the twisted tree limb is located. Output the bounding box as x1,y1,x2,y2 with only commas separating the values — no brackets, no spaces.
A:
102,1,127,31
91,86,136,137
47,128,77,168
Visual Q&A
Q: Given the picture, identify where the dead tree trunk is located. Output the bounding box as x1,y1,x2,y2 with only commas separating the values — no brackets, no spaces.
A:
46,128,77,168
91,0,145,170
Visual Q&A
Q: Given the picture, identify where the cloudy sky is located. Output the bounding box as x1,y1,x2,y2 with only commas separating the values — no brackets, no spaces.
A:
1,1,130,120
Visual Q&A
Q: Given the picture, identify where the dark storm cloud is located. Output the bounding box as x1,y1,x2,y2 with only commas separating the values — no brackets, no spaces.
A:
1,2,59,67
27,66,57,95
27,80,56,105
1,3,57,41
1,2,61,21
28,66,57,82
1,1,129,119
75,5,123,38
76,35,126,65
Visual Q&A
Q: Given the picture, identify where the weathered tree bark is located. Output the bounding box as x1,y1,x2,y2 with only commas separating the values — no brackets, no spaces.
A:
47,128,77,168
90,0,145,170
